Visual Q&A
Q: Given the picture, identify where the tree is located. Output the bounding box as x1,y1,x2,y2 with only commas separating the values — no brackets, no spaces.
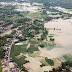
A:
0,47,4,59
52,68,56,72
39,44,44,48
11,30,16,35
0,36,6,46
42,10,47,15
21,66,28,72
44,17,53,21
45,57,54,66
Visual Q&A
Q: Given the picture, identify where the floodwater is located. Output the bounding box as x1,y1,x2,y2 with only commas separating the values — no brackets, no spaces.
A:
44,18,72,58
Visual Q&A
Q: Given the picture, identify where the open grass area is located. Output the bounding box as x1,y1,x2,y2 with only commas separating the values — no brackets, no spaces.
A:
11,44,27,57
52,58,61,68
10,14,18,20
29,40,39,45
11,44,29,66
12,56,29,66
40,58,49,66
68,9,72,11
42,42,56,50
42,42,47,46
28,52,40,58
28,11,42,18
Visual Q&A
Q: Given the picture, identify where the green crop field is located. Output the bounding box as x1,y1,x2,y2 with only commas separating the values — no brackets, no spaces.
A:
11,44,28,57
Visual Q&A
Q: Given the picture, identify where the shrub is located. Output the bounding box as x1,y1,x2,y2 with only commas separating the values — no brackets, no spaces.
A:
50,38,55,41
40,64,45,67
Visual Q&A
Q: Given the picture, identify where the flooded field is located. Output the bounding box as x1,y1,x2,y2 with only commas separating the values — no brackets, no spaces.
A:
44,18,72,58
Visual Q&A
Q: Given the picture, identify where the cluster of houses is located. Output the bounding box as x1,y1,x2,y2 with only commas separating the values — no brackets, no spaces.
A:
61,65,72,72
1,38,21,72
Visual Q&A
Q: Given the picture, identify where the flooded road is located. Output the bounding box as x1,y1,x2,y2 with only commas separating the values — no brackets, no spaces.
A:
44,18,72,58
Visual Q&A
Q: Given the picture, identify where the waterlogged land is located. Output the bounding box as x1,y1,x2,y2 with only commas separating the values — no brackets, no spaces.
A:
44,18,72,58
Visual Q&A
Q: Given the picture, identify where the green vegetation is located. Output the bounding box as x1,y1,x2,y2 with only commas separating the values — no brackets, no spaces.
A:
28,52,40,58
11,30,16,35
12,56,29,66
40,59,49,66
48,36,54,37
0,36,6,46
39,44,44,48
28,11,42,18
63,54,72,61
41,42,56,50
0,47,5,59
11,44,39,66
18,38,27,42
11,45,29,66
0,36,7,59
17,18,31,23
40,64,45,67
44,16,53,21
49,61,72,72
45,57,54,66
1,1,72,71
29,40,39,44
2,21,13,27
20,66,28,72
0,60,2,72
41,29,48,40
27,45,39,53
4,34,13,38
50,38,55,41
11,44,27,56
68,9,72,11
